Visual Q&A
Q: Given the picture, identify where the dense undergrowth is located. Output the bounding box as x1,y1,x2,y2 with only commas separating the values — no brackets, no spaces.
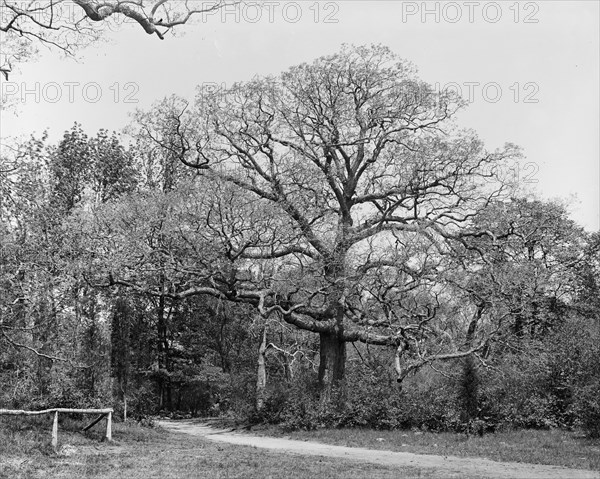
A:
249,319,600,438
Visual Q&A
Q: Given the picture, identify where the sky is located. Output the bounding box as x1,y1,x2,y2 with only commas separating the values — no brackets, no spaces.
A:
1,0,598,230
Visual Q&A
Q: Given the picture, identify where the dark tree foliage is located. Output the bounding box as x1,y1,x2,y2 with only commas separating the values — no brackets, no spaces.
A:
48,124,91,212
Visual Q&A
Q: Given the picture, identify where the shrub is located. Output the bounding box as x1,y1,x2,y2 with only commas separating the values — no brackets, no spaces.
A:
253,360,461,432
574,380,600,438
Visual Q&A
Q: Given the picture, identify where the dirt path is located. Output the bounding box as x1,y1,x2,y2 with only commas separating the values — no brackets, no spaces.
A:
159,420,599,479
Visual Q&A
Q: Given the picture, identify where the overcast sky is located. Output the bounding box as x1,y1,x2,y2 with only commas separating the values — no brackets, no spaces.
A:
1,1,598,230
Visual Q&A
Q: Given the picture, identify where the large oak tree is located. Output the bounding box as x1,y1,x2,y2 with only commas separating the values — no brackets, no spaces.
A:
124,45,522,392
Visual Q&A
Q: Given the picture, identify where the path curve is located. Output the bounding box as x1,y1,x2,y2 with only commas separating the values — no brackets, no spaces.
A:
159,420,600,479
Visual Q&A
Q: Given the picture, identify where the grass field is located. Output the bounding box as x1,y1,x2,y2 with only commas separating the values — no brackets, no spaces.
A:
2,416,599,478
251,424,600,471
0,416,436,479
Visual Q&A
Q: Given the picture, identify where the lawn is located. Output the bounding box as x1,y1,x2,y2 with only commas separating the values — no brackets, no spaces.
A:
0,416,448,479
250,424,600,471
3,415,599,478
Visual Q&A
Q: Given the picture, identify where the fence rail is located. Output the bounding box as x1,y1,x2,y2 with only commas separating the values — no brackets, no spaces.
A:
0,407,113,448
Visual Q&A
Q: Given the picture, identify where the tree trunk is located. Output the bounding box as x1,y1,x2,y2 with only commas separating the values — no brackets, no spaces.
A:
166,383,172,411
156,293,173,410
318,332,346,394
462,304,482,434
256,327,268,413
513,312,525,336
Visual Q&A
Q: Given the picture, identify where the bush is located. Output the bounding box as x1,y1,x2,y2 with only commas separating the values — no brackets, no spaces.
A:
477,317,600,434
253,360,461,432
575,380,600,438
565,318,600,437
478,346,560,429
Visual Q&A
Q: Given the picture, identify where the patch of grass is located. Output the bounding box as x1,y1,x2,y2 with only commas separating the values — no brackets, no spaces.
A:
251,425,600,471
0,415,57,456
0,418,473,478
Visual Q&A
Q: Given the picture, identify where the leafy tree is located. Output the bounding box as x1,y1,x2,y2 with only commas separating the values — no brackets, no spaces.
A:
0,133,79,407
458,198,584,341
47,123,138,210
48,123,91,212
0,125,138,409
89,129,138,202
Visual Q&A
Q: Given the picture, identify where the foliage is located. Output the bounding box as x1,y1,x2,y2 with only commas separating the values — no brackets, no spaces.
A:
477,316,600,434
575,381,600,438
249,314,600,436
252,355,460,432
0,125,137,411
553,318,600,437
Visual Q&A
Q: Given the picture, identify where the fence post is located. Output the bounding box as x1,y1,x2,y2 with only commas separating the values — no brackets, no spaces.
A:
105,411,112,442
52,411,58,449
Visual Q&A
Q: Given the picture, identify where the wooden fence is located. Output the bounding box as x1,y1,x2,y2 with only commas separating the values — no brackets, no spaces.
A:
0,408,113,448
